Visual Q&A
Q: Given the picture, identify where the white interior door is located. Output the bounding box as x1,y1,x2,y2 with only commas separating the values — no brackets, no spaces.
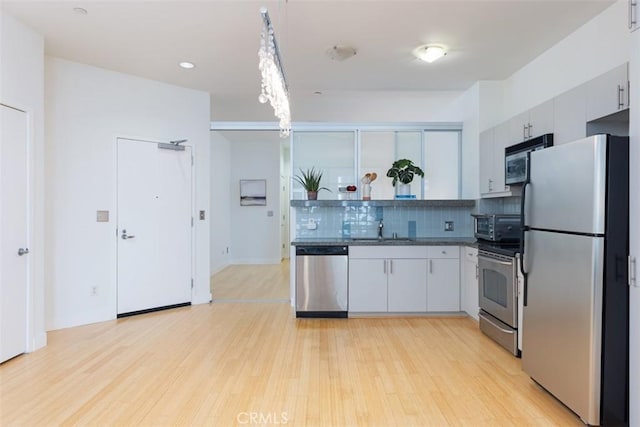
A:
117,138,192,315
0,104,29,363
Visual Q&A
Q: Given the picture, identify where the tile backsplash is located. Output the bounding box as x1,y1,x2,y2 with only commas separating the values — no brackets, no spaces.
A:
294,205,475,239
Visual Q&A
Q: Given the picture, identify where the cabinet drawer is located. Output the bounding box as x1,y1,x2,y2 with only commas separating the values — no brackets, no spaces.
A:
427,246,459,259
349,246,428,259
463,246,478,259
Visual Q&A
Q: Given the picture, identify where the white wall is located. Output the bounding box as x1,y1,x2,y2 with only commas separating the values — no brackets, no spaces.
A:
0,10,46,351
209,131,231,275
213,90,466,123
230,137,281,264
45,57,211,330
501,0,630,120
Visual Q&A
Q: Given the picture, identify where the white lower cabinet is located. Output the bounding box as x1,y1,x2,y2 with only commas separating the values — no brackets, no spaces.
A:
349,245,460,313
427,246,460,312
348,258,391,312
387,259,428,312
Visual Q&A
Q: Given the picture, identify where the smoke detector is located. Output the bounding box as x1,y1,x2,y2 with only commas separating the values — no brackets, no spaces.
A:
326,45,357,61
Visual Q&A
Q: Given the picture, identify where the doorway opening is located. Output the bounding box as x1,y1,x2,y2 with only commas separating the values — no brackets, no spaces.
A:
209,128,290,302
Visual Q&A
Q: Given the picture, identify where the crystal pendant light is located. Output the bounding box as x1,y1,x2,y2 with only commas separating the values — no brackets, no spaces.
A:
258,7,291,137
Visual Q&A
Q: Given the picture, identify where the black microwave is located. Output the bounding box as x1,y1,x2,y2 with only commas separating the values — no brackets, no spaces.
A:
504,134,553,185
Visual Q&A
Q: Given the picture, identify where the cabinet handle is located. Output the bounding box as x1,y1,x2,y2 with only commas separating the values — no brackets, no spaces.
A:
630,256,638,287
488,179,493,192
528,123,533,139
429,259,433,274
389,259,393,274
618,85,625,109
628,80,631,107
383,259,387,274
475,264,479,279
630,0,637,29
523,124,527,140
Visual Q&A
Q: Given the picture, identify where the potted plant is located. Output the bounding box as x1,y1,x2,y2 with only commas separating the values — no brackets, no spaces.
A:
386,159,424,197
293,167,330,200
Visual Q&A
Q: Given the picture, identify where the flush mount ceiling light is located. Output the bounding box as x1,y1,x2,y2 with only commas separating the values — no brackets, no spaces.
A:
326,45,357,61
258,7,291,137
72,7,88,15
413,45,447,63
179,61,195,69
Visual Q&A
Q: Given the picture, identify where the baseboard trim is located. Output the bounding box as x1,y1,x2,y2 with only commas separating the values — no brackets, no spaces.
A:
117,302,191,318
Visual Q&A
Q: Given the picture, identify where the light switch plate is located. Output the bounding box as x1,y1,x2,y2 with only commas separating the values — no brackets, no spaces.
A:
444,221,454,231
199,210,205,220
97,210,109,222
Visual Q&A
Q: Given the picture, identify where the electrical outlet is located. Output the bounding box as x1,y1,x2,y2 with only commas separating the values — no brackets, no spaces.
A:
90,286,98,296
444,221,454,231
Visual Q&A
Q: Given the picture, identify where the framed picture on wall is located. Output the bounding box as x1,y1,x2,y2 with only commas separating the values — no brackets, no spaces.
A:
240,179,267,206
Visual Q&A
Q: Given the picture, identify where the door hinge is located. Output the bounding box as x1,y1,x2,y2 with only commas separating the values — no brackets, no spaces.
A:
629,256,638,287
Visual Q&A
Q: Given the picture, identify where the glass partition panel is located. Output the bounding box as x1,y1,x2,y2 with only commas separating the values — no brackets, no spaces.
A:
360,131,422,199
424,130,460,199
292,131,355,200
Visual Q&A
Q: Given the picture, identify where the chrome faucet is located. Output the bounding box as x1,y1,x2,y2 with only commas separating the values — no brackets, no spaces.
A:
378,219,384,239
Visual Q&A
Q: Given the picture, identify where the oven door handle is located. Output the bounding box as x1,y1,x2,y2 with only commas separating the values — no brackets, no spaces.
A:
478,256,512,266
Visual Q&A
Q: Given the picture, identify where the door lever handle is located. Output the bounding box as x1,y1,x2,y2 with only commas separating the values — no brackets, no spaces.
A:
17,248,29,256
121,229,136,240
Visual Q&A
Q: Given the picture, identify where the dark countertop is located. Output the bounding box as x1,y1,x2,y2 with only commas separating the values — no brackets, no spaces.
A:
290,199,475,208
291,237,478,247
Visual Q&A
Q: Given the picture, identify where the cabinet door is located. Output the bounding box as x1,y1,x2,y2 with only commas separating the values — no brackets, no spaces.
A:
491,122,509,193
554,85,587,145
508,111,530,145
387,259,427,312
528,99,554,138
586,63,629,121
348,259,387,312
427,258,460,311
461,248,479,320
479,129,494,194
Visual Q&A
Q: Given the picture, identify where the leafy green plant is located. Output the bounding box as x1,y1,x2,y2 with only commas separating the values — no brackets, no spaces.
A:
293,167,331,193
386,159,425,186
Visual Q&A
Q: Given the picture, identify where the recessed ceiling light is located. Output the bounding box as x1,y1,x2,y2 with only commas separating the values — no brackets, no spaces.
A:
72,7,88,15
314,91,323,95
413,45,447,63
179,62,195,69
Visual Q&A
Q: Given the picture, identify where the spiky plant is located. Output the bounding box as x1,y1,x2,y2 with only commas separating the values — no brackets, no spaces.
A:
293,167,331,193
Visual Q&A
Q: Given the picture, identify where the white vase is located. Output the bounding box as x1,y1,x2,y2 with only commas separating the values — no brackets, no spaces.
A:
396,183,411,197
362,183,371,200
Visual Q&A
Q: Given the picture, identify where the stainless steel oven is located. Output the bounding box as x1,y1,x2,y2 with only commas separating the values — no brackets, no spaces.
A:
478,248,519,356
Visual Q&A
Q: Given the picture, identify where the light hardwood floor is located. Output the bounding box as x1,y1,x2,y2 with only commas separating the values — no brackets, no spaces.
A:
0,266,583,426
211,260,290,301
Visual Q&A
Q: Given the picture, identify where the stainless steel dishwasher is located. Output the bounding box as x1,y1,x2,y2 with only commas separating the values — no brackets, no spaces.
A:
295,245,348,318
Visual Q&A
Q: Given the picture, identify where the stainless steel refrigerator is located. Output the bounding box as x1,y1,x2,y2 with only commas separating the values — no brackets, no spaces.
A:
520,134,629,426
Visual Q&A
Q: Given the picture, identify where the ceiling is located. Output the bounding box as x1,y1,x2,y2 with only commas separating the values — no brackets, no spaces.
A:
3,1,615,121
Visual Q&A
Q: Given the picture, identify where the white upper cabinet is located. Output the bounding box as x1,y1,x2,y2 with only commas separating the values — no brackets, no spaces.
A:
480,122,510,197
507,99,554,145
586,63,629,121
630,0,639,32
553,84,587,145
